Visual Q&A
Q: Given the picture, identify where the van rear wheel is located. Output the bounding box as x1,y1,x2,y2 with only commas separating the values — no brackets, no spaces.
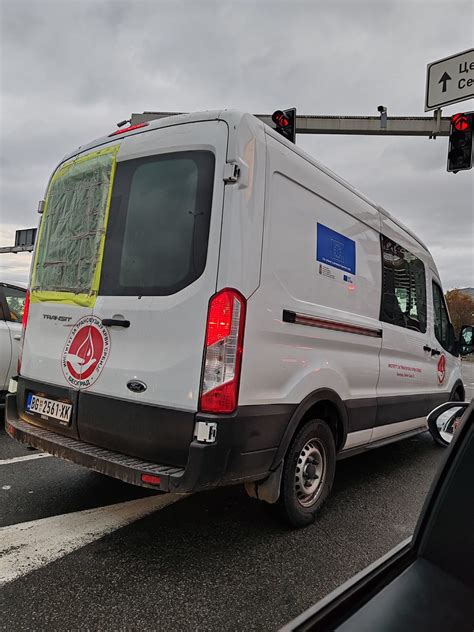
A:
279,419,336,528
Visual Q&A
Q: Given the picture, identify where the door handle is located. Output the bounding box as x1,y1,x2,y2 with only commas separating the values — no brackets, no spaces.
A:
102,318,130,328
431,348,441,357
13,334,21,341
423,345,432,352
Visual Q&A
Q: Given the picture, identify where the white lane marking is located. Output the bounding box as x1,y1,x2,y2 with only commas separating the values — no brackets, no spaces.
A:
0,494,184,586
0,453,52,467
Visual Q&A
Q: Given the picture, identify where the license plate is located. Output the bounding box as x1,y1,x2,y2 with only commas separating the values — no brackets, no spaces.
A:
26,393,72,425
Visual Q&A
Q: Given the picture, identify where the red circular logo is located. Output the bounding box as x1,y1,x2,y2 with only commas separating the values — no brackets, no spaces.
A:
437,354,446,384
62,315,111,388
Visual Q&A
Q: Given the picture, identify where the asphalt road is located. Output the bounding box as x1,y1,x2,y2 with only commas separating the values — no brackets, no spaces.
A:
1,361,473,631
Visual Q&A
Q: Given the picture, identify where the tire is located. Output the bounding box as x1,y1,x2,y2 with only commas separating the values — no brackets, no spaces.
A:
278,419,336,528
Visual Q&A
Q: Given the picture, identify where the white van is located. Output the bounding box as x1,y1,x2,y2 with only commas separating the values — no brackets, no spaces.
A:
5,110,465,527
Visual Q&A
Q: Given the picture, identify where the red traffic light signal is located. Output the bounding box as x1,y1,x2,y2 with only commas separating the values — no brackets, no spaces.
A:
272,110,290,128
271,108,296,143
447,111,473,173
452,113,470,132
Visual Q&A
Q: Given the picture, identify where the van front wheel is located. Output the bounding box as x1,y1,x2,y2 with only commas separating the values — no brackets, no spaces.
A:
279,419,336,528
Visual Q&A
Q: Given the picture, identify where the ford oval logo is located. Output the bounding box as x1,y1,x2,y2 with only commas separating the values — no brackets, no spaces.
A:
127,380,147,393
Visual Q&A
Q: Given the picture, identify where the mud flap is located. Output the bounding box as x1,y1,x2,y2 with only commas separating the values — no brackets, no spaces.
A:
245,460,284,504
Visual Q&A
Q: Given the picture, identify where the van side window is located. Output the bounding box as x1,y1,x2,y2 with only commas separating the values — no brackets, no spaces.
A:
380,236,427,333
432,282,452,352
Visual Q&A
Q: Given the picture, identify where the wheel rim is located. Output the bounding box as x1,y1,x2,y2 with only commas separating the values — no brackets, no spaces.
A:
294,439,326,508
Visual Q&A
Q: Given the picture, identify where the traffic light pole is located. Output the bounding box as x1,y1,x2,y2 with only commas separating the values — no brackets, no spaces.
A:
130,111,451,138
0,228,37,254
0,245,34,254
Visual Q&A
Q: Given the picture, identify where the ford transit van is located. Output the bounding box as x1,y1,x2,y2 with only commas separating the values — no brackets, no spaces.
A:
5,110,464,526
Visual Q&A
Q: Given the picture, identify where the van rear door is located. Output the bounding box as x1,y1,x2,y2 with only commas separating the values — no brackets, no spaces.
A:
78,121,228,464
18,146,119,438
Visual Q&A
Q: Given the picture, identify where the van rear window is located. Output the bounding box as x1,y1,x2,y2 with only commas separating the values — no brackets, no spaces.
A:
99,151,215,296
32,148,118,299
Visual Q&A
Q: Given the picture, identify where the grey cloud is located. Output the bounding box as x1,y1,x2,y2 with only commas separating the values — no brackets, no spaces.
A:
0,0,473,289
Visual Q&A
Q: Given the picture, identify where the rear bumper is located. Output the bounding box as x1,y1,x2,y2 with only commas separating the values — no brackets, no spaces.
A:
5,392,294,492
6,413,185,491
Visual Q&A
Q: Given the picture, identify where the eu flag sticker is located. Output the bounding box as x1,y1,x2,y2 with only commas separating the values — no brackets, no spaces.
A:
316,224,356,274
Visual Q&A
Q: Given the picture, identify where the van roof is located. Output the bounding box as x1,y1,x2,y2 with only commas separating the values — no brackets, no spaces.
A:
376,205,429,252
60,109,430,254
60,109,227,163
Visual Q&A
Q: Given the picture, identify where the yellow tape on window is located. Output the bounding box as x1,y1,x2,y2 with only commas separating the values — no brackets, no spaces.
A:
30,144,120,308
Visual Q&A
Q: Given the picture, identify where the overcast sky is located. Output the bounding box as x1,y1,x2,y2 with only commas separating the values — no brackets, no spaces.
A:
1,0,473,289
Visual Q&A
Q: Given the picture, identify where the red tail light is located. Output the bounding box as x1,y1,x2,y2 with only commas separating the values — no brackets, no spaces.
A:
199,289,246,414
17,290,30,374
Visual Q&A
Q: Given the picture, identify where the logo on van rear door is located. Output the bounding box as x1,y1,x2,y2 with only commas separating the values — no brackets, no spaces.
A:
62,315,111,389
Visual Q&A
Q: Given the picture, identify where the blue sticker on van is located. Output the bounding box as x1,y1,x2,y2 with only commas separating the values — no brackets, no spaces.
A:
316,224,356,275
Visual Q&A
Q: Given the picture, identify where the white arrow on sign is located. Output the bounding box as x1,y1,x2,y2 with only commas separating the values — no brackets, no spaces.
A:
425,48,474,111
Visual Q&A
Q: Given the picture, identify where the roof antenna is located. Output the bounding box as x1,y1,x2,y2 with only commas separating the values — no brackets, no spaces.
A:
116,119,130,128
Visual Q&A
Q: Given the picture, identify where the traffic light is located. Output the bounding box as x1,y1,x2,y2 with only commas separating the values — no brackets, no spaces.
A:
447,112,473,173
272,108,296,143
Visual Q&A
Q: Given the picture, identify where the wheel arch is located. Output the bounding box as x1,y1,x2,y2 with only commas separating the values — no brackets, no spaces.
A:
271,388,348,469
450,379,465,401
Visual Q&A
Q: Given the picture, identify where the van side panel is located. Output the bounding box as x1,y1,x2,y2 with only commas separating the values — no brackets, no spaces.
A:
239,135,382,448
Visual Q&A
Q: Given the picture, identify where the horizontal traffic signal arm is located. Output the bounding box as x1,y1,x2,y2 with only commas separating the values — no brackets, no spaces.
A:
130,112,452,137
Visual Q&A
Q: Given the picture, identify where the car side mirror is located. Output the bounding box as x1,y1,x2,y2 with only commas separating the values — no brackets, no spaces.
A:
427,401,469,446
459,325,473,356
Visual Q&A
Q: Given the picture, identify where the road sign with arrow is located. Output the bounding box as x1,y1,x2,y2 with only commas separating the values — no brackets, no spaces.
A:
438,72,451,93
425,48,474,111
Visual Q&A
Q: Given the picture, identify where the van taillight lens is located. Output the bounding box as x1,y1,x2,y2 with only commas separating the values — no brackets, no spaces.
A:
17,290,30,374
199,289,246,414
